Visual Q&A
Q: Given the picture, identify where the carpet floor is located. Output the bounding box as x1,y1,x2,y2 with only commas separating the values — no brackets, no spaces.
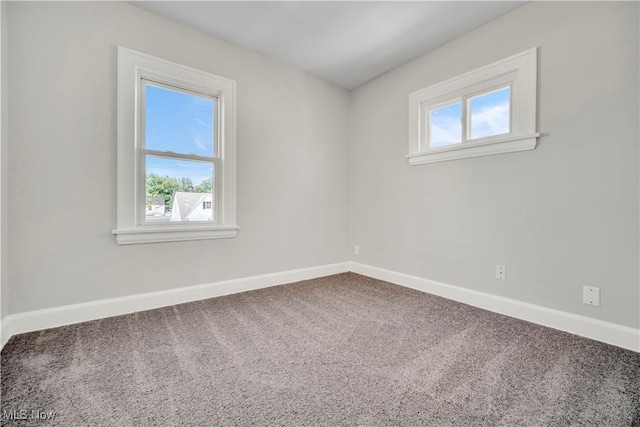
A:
1,273,639,426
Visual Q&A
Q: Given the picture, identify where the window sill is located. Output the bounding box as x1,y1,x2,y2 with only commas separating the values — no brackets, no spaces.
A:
112,225,239,245
407,133,540,166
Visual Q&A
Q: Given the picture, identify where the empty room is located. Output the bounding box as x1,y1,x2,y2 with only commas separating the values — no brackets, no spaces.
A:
1,1,639,425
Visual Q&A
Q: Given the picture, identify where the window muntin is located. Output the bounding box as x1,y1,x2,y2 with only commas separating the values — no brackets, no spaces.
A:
468,86,511,140
428,101,462,148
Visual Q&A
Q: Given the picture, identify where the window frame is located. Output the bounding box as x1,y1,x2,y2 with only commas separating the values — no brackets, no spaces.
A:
139,79,220,226
408,47,539,165
114,47,238,244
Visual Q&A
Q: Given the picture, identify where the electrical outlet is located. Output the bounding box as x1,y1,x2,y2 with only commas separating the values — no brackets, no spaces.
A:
496,265,506,280
583,286,600,306
354,245,360,256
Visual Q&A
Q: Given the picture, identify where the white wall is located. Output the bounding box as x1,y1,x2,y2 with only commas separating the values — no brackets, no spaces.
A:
5,1,639,334
7,2,350,313
350,1,639,328
1,1,8,328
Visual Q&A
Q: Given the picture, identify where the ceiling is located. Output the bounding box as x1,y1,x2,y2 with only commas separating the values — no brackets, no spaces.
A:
132,1,526,90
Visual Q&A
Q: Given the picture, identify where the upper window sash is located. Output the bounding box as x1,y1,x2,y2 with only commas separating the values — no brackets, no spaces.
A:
408,47,539,165
140,78,219,158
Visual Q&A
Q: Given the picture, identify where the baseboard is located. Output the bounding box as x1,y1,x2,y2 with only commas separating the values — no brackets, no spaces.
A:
1,262,350,348
2,261,638,353
350,262,640,353
0,316,10,349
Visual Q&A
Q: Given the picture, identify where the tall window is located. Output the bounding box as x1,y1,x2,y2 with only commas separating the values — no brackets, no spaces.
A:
142,81,217,224
408,48,538,165
114,47,238,244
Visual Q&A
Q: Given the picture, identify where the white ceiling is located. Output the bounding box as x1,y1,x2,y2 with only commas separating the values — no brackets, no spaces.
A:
132,1,526,90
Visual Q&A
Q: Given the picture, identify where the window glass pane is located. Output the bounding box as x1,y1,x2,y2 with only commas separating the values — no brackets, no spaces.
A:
429,102,462,148
145,156,214,223
469,87,510,140
145,83,215,157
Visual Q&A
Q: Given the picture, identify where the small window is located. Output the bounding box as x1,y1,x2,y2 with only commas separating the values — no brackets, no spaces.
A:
114,47,238,244
408,48,539,165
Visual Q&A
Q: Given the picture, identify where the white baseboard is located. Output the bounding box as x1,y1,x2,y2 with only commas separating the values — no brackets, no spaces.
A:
350,262,640,353
1,316,10,348
0,262,350,349
2,261,638,353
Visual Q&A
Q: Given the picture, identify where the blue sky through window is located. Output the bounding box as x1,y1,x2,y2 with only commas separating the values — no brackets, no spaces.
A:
469,87,510,139
429,102,462,148
145,83,215,156
428,87,510,148
144,83,215,186
146,156,212,186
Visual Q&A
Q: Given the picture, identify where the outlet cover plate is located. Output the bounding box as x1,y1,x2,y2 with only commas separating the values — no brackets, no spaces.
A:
583,286,600,306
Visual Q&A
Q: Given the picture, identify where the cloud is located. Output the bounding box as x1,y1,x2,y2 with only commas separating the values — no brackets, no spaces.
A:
190,129,208,153
469,101,509,139
194,137,206,152
194,117,213,129
431,116,461,148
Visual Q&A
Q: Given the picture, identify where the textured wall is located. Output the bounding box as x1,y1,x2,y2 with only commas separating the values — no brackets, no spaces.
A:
349,1,639,328
7,2,350,313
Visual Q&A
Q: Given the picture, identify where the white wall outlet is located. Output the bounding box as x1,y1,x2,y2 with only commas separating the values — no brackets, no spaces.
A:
354,245,360,256
496,265,506,280
583,286,600,306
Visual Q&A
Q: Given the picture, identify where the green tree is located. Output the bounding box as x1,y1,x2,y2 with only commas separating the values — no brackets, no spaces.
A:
146,174,206,212
178,177,194,193
195,177,212,193
146,173,181,211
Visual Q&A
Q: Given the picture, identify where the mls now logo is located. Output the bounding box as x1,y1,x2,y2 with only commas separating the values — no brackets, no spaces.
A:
2,408,56,421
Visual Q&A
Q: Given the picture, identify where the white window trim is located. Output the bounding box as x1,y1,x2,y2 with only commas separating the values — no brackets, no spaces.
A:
113,47,238,244
408,47,540,165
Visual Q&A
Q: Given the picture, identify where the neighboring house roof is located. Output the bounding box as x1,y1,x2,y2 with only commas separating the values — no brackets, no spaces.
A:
172,192,210,221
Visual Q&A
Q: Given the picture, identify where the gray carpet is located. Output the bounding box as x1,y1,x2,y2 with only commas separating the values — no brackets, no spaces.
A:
1,273,639,426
